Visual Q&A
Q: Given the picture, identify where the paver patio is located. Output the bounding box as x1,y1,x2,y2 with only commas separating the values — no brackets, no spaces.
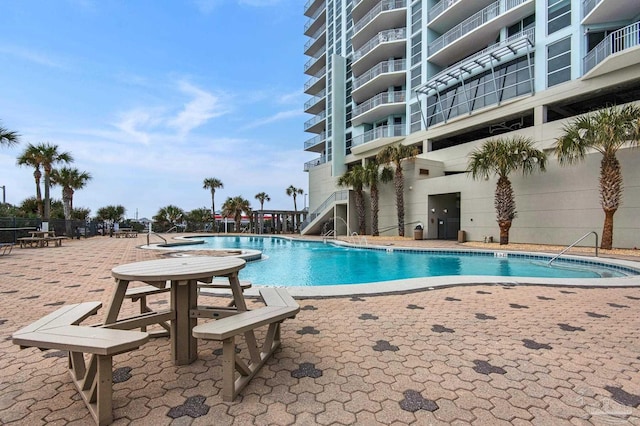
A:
1,234,639,425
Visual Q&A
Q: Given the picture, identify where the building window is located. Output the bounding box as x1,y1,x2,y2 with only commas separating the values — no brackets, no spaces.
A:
548,0,570,35
411,34,422,67
410,102,422,133
410,66,422,95
547,37,571,87
411,1,422,35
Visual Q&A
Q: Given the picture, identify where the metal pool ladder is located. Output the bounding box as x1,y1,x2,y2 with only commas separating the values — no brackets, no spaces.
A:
548,231,599,265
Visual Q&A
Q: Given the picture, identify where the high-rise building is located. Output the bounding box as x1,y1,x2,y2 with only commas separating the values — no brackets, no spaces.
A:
302,0,640,248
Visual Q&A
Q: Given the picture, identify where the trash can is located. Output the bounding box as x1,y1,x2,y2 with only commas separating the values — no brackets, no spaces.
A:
457,230,466,243
414,225,424,240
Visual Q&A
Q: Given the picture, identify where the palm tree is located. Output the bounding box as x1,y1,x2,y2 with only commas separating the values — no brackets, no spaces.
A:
96,205,126,234
555,104,640,249
154,205,185,231
17,144,45,217
0,123,19,147
203,177,223,229
362,160,393,236
50,167,92,222
255,192,271,234
222,196,251,232
26,143,73,223
376,144,419,237
467,136,547,245
286,185,304,232
337,165,367,235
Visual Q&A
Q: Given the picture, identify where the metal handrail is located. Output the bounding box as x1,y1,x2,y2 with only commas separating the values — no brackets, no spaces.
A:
548,231,599,265
146,231,167,246
322,229,336,242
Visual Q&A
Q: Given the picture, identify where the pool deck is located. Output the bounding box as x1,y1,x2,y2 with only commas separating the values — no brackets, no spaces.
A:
1,234,640,424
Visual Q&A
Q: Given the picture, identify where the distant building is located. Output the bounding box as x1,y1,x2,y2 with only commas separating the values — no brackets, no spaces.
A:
302,0,640,247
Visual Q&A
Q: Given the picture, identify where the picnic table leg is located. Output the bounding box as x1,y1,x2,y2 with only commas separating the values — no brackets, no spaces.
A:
104,279,129,324
228,273,248,312
171,279,198,365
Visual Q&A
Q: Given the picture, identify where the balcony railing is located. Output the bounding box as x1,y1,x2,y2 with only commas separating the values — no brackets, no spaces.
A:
582,0,598,18
304,89,327,110
304,52,325,72
304,111,327,130
353,0,407,35
304,155,328,171
428,0,530,56
353,59,406,90
304,132,327,150
352,124,406,147
301,190,349,229
304,3,326,33
354,91,406,116
353,28,406,62
584,21,640,73
428,0,462,21
304,67,327,91
305,26,326,52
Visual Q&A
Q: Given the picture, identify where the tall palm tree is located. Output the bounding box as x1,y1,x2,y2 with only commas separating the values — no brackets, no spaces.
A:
154,205,185,230
203,177,223,217
30,143,73,222
222,196,251,232
362,160,393,237
17,143,46,217
555,104,640,250
254,192,271,234
467,136,547,245
338,165,367,235
286,185,304,232
50,167,92,221
376,144,419,237
96,205,126,234
0,123,19,147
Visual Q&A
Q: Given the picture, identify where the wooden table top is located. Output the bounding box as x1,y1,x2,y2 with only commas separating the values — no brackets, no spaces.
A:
112,256,246,281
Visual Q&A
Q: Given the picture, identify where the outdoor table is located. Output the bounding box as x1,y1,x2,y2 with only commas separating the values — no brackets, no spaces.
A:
29,230,55,238
108,256,247,365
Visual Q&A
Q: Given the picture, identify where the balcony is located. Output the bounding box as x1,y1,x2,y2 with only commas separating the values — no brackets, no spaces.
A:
428,0,494,33
304,111,327,133
427,0,534,67
351,124,406,149
304,67,327,95
304,26,326,56
352,91,406,127
582,0,640,25
352,59,406,103
304,89,327,114
304,0,324,18
352,0,407,50
353,0,378,22
352,28,406,76
304,132,327,153
304,5,326,37
304,51,327,76
304,155,327,172
583,22,640,79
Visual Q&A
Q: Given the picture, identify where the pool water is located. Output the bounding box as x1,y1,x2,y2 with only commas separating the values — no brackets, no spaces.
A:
177,236,634,287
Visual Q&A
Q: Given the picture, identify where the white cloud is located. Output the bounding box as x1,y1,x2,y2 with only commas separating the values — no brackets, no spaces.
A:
243,109,304,130
113,108,165,145
278,90,304,105
168,81,230,136
0,45,67,70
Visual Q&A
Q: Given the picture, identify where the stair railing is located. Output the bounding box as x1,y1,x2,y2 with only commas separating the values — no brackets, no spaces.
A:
548,231,598,265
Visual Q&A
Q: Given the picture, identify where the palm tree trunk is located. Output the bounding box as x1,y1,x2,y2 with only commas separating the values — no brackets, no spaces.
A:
395,171,405,237
601,209,616,250
355,189,366,235
498,220,512,245
371,184,379,236
34,170,43,217
43,170,51,221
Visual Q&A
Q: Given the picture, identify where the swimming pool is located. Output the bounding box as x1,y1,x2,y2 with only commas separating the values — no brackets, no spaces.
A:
162,236,639,287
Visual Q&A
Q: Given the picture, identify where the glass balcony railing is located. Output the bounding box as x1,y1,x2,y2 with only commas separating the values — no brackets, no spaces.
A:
582,0,598,18
353,28,406,62
304,52,325,72
304,155,328,172
305,26,326,52
354,91,406,116
353,0,407,35
304,67,327,91
352,124,406,147
304,111,327,130
304,132,327,150
304,3,326,33
304,89,327,110
353,59,406,90
584,21,640,73
428,0,530,56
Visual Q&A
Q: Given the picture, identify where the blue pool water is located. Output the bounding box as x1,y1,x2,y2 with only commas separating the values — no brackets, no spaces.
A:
175,236,635,286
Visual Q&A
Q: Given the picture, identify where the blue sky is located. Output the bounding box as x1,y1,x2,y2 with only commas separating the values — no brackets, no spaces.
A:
0,0,313,220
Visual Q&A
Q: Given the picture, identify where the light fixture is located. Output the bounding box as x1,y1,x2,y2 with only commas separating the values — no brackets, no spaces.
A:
443,208,448,214
431,208,436,213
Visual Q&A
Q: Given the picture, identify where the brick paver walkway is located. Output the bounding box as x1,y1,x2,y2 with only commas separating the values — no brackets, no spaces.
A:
1,235,639,425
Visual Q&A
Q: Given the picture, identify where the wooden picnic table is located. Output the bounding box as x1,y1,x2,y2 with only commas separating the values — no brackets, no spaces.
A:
108,257,247,365
18,230,67,248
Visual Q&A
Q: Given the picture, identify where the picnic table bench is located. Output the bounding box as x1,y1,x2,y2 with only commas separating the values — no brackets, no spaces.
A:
114,229,138,238
192,288,299,401
12,302,149,425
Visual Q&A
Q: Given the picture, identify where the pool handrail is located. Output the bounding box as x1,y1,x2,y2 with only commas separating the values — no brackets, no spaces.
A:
548,231,599,265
